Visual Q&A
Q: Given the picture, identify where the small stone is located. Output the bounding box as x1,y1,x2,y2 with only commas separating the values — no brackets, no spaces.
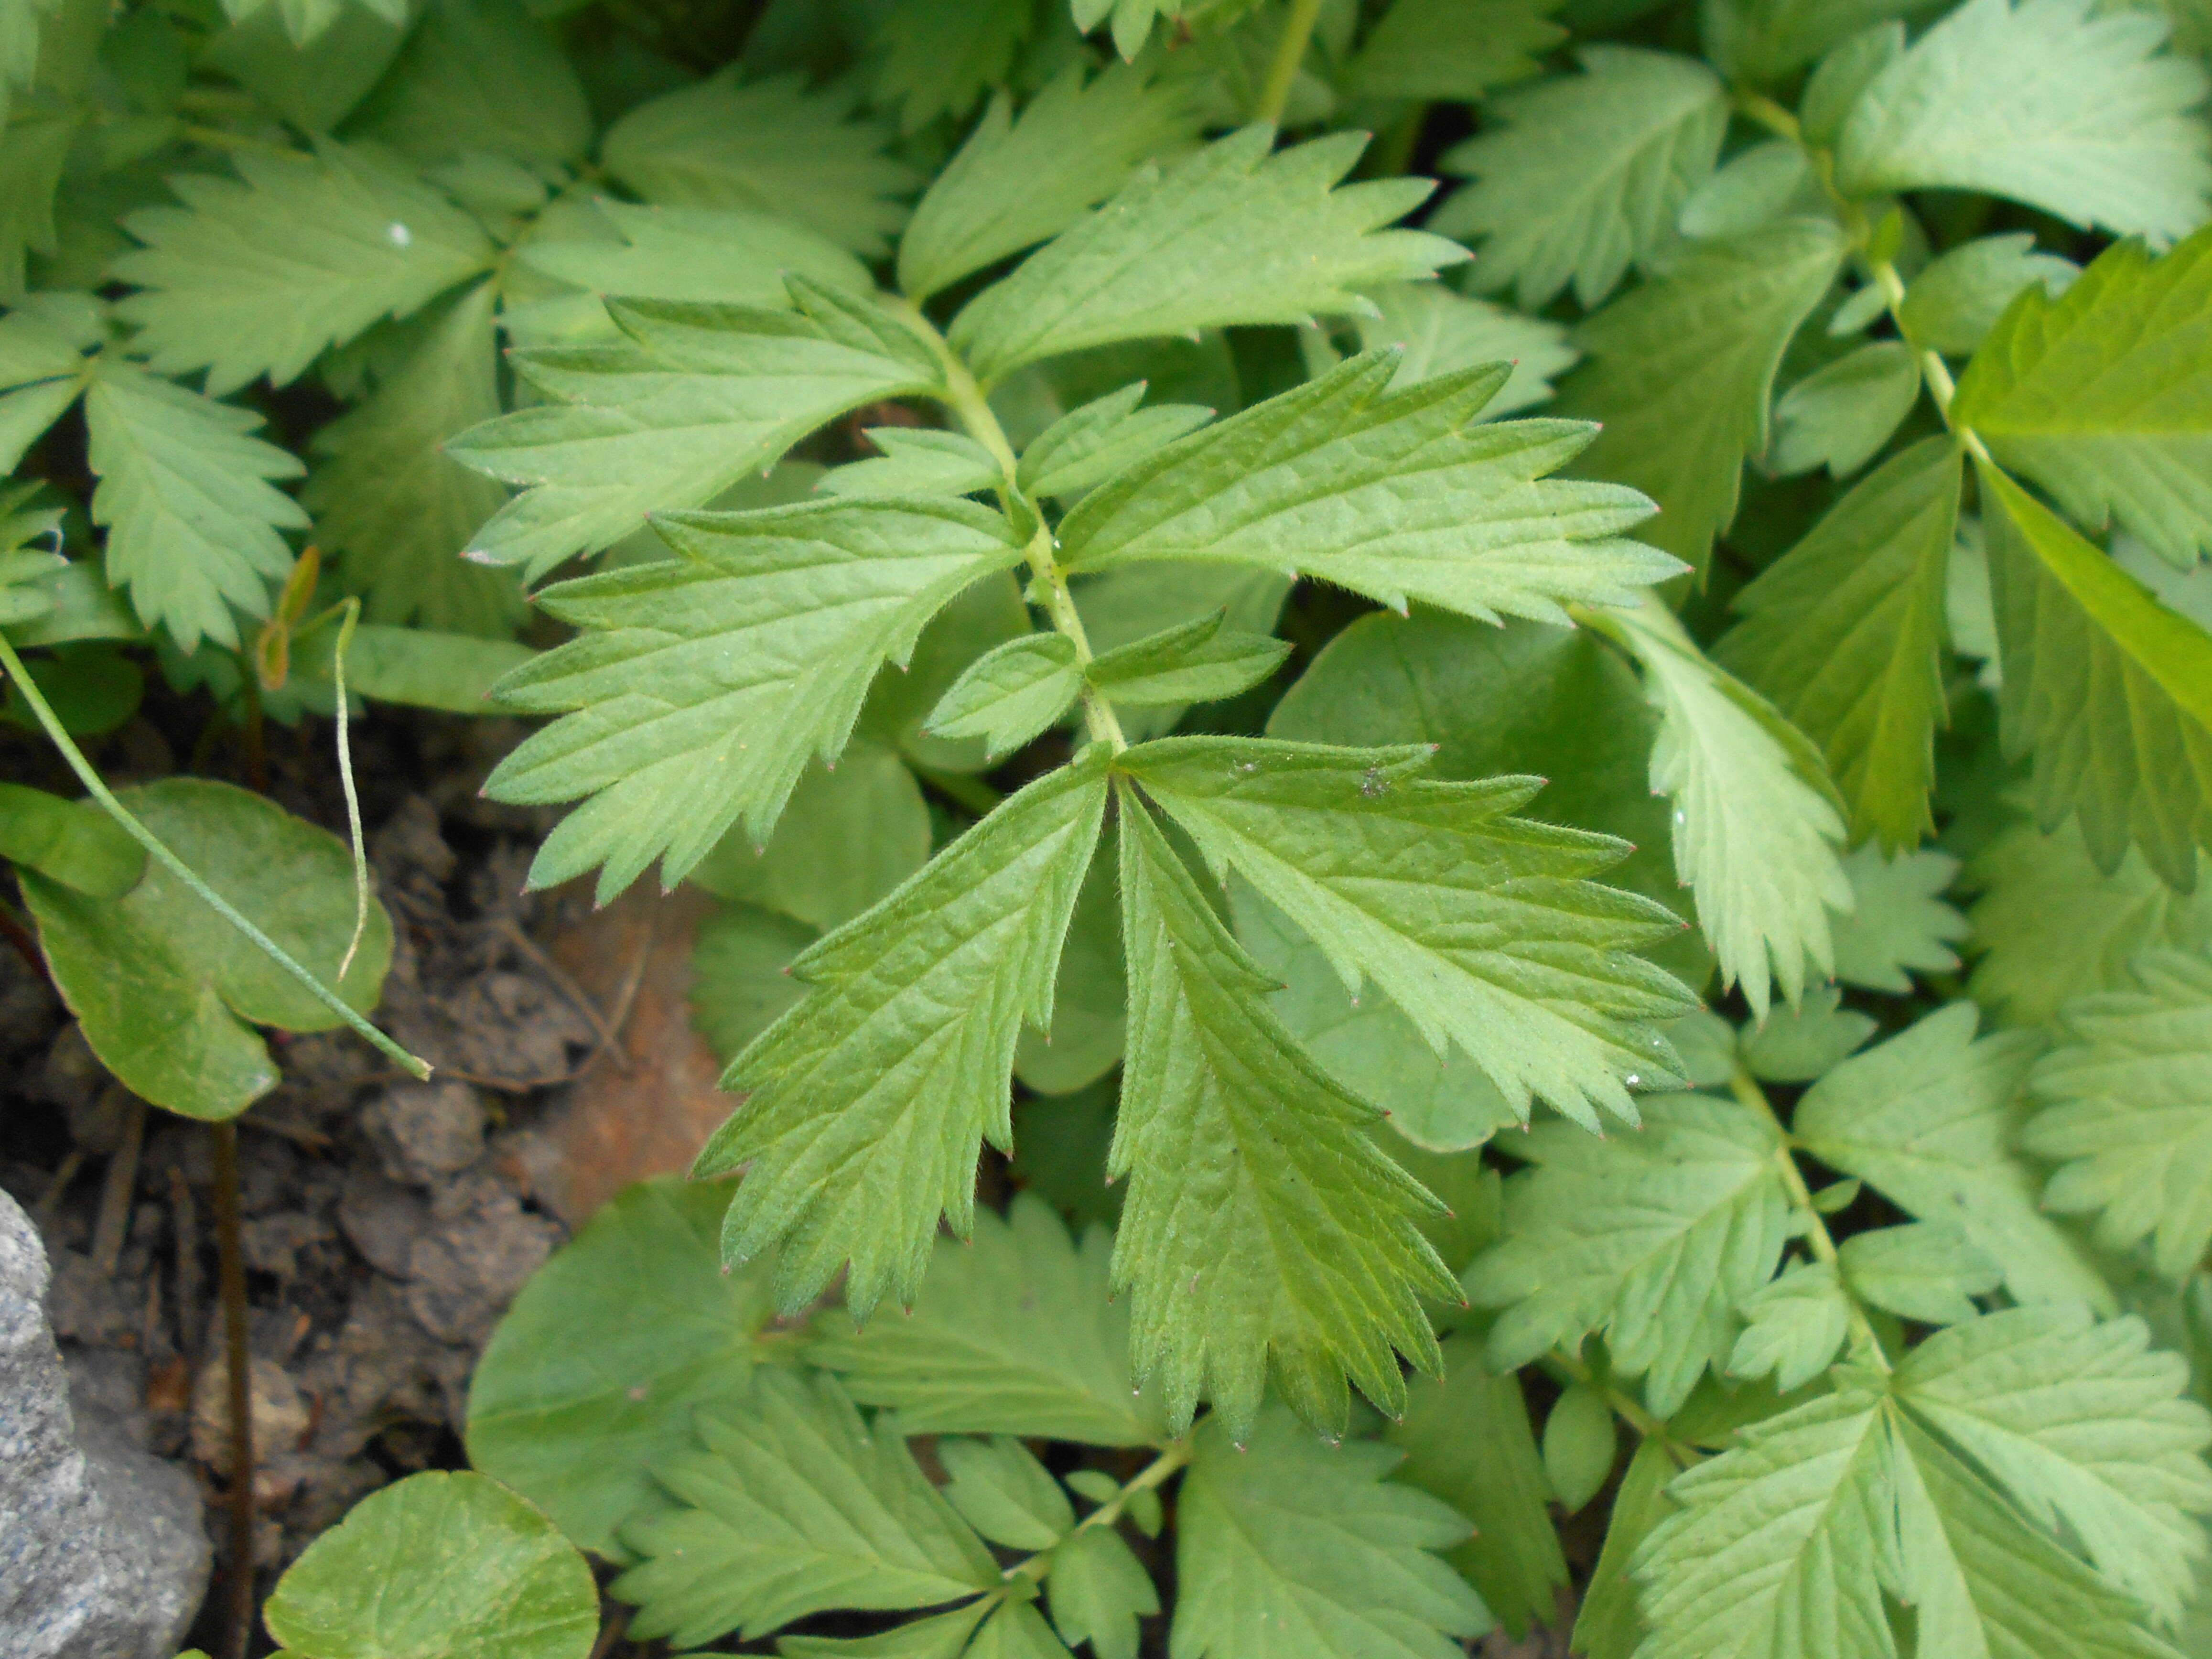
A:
189,1352,312,1484
366,1081,486,1185
336,1170,430,1281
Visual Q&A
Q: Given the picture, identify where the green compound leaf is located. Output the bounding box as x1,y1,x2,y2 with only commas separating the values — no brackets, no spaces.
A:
21,778,392,1121
1766,341,1921,479
304,279,523,637
1954,224,2212,568
1977,458,2212,891
1015,381,1214,501
483,497,1023,902
1834,0,2212,244
1704,0,1934,82
350,0,592,169
898,63,1198,302
1543,1381,1619,1513
1720,435,1961,850
950,127,1462,383
600,69,922,257
263,1472,596,1659
1432,45,1727,311
446,278,945,580
2027,953,2212,1281
696,750,1109,1319
614,1369,999,1652
465,1178,776,1559
1898,231,2078,358
1605,601,1851,1021
1122,736,1693,1130
1467,1091,1794,1417
517,200,872,323
1083,610,1287,708
872,0,1033,134
1562,218,1846,577
811,1192,1165,1446
0,779,141,896
110,140,492,396
924,632,1083,758
1837,1221,2002,1326
688,900,812,1066
1015,831,1126,1096
939,1436,1073,1550
821,429,1000,499
1173,1404,1489,1659
1047,1525,1157,1659
1573,1436,1675,1659
1828,844,1968,994
83,358,307,653
1059,351,1682,627
1350,279,1577,418
1792,1004,2114,1312
1727,1261,1851,1393
1109,784,1457,1440
1346,0,1564,103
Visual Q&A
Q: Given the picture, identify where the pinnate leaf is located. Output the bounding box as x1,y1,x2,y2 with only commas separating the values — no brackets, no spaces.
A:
1084,611,1287,707
1827,845,1967,994
1350,279,1576,417
924,633,1082,758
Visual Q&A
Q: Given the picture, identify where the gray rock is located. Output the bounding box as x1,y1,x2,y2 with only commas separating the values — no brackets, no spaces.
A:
366,1080,486,1184
1,1191,210,1659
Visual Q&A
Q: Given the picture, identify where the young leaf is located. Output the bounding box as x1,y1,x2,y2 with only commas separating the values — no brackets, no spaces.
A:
1837,1222,2002,1325
0,780,141,896
1016,382,1213,501
83,359,308,652
1129,736,1693,1124
873,0,1032,134
1015,834,1127,1095
810,1193,1165,1446
1834,0,2212,244
484,497,1023,900
696,751,1109,1318
264,1472,597,1659
1543,1381,1619,1512
1767,341,1921,478
2027,953,2212,1280
821,428,1000,499
1562,218,1847,576
1791,1004,2115,1311
1953,224,2212,567
1467,1091,1795,1416
1110,787,1458,1439
1350,280,1577,417
1977,459,2212,890
1899,232,2077,357
1814,847,1962,995
1173,1404,1489,1659
466,1178,776,1558
1605,601,1852,1020
939,1437,1073,1550
518,200,872,321
446,279,946,580
1703,0,1934,81
614,1369,999,1651
924,632,1083,758
1058,352,1682,628
1047,1526,1158,1659
110,140,492,395
1727,1261,1852,1391
21,779,391,1121
950,128,1462,383
600,69,923,257
304,279,523,637
1346,0,1564,103
1719,435,1961,849
1431,46,1728,311
1084,611,1287,707
898,63,1196,302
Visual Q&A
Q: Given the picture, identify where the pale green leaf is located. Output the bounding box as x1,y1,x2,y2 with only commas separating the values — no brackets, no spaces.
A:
465,1178,775,1559
1679,140,1826,241
1792,1004,2115,1310
1543,1382,1619,1513
1720,435,1960,849
924,632,1081,758
1827,844,1967,993
614,1369,998,1651
1572,1437,1675,1659
1606,601,1852,1020
1977,458,2212,890
1768,342,1921,478
447,280,945,580
1727,1262,1851,1392
1060,351,1681,628
1014,833,1126,1096
0,0,61,130
1738,983,1876,1083
1172,1404,1488,1659
1432,46,1727,311
1467,1091,1794,1415
296,622,535,713
83,358,307,651
1562,219,1847,575
1085,611,1287,708
688,900,812,1066
1016,381,1213,501
873,0,1033,134
899,64,1198,302
350,0,590,167
1953,224,2212,567
110,140,492,395
1899,232,2077,357
1109,786,1457,1439
484,497,1021,900
2028,952,2212,1280
1894,1304,2212,1624
264,1472,596,1659
1386,1333,1568,1639
0,780,140,896
822,428,1001,500
0,112,73,291
1835,0,2212,242
1347,0,1564,102
697,752,1108,1317
198,4,405,135
1351,280,1576,417
950,128,1461,383
810,1192,1166,1447
784,1603,993,1659
1702,0,1940,82
0,376,80,480
940,1437,1072,1551
21,778,391,1120
517,200,871,323
1837,1221,2001,1325
1124,736,1694,1128
304,279,524,637
1047,1526,1157,1659
601,69,922,257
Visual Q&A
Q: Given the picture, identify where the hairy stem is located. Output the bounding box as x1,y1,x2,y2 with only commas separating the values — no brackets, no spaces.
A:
210,1120,257,1659
1005,1439,1196,1585
1254,0,1327,128
0,634,432,1078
